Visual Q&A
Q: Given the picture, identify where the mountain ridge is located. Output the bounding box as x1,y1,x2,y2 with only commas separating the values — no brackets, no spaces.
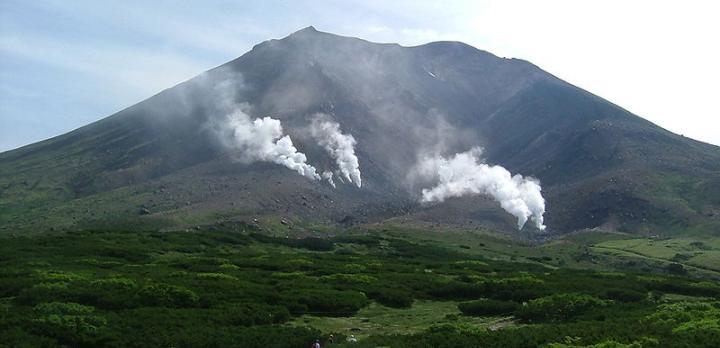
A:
1,27,718,237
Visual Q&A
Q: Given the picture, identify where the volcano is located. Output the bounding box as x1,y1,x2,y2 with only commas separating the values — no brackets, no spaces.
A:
1,26,719,237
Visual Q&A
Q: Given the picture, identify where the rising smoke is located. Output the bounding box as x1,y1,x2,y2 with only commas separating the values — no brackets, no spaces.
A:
310,114,362,187
217,110,321,181
412,147,546,230
322,171,336,188
199,70,325,183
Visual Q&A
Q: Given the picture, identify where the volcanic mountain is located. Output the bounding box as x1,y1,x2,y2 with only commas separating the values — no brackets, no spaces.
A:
1,27,719,237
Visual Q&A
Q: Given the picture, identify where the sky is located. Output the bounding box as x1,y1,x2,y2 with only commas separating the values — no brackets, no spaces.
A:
1,0,719,152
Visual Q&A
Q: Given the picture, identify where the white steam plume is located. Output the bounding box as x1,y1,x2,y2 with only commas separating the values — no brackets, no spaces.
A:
322,171,336,188
219,110,321,181
335,172,345,184
310,115,362,187
414,147,546,230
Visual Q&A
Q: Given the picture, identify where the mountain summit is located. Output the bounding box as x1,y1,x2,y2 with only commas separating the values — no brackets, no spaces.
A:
1,27,719,236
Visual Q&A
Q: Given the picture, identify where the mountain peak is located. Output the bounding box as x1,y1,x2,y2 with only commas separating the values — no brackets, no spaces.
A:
297,25,318,33
288,26,321,38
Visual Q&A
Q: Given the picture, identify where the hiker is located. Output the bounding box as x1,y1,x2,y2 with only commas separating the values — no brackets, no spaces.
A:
311,339,321,348
347,334,357,343
328,334,335,344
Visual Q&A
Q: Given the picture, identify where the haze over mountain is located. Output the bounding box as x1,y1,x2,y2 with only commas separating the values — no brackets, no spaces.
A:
1,27,719,237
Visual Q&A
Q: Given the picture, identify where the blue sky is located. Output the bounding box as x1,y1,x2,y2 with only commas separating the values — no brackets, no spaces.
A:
2,0,719,151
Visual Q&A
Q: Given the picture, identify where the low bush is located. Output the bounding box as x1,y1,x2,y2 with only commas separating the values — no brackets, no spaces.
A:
17,282,74,305
250,234,334,251
281,289,367,316
427,280,485,300
458,299,518,316
31,302,107,346
602,288,646,302
331,235,381,246
368,288,414,308
216,302,291,326
645,279,720,298
483,276,548,302
516,293,608,323
84,277,139,309
136,283,199,308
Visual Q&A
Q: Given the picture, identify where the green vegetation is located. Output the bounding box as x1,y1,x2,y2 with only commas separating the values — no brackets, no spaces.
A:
0,227,718,347
515,293,609,323
458,299,519,316
593,238,720,273
292,300,493,339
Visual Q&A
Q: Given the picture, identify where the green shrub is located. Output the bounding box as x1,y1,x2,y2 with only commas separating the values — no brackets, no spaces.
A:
31,302,107,346
38,270,87,282
516,293,608,323
17,282,73,305
483,276,548,301
90,277,137,291
85,277,139,309
458,299,518,316
645,301,720,328
602,288,646,303
219,263,240,270
0,276,34,298
645,279,720,298
666,263,687,275
196,272,239,281
250,233,334,251
331,235,381,246
100,247,148,262
288,237,334,251
216,302,291,326
544,337,659,347
368,288,414,308
321,273,376,285
282,289,367,316
427,280,485,300
341,263,367,273
136,283,199,308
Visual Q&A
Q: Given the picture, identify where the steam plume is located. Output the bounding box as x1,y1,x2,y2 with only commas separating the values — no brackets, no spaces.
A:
322,171,336,188
414,147,546,230
310,115,362,187
335,172,345,184
219,110,321,181
195,71,327,183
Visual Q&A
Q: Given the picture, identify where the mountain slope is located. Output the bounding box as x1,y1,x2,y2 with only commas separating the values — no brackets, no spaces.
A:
1,27,718,236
